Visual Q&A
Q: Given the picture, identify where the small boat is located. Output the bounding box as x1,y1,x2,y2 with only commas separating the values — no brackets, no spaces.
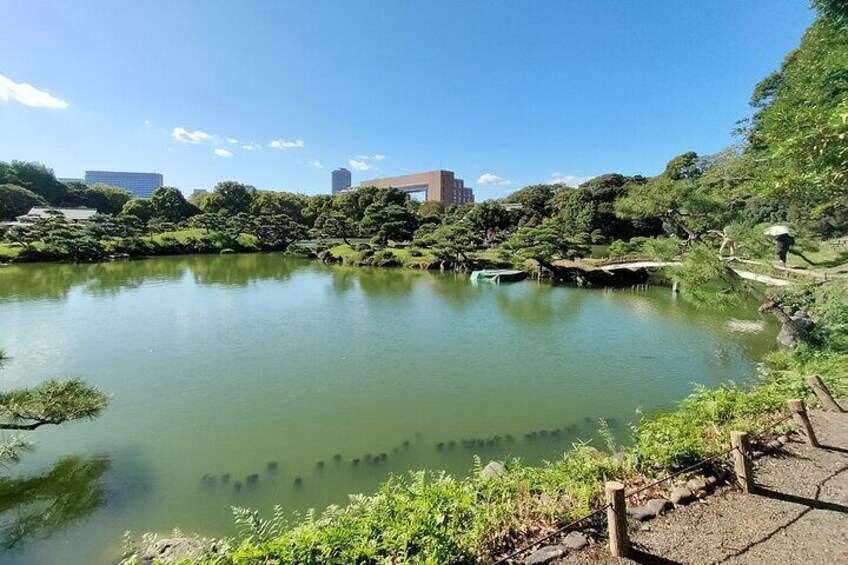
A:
470,269,526,284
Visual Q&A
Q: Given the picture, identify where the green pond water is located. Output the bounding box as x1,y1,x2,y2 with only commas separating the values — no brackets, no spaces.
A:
0,254,777,564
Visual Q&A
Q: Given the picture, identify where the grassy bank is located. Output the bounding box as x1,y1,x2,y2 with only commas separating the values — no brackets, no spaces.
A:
158,282,847,564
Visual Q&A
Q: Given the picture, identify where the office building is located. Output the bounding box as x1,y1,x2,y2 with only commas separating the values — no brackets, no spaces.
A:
84,170,163,198
358,170,474,206
331,168,352,194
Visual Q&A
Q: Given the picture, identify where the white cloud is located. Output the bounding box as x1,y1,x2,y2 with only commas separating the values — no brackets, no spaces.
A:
214,148,233,158
143,119,152,127
373,154,386,161
269,139,304,149
242,142,261,151
308,160,324,169
0,73,69,109
227,137,239,145
355,154,370,160
477,173,511,186
349,159,373,171
548,172,594,186
172,127,213,144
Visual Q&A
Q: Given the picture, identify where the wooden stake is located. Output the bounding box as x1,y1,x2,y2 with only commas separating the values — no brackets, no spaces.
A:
606,481,629,558
731,431,755,493
806,375,845,413
788,399,819,447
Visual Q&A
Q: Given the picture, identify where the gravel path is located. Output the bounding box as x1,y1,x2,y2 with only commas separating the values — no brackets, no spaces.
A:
551,406,848,565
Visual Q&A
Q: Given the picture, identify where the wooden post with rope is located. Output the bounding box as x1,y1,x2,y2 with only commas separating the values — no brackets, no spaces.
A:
606,481,629,557
788,399,819,447
806,375,844,413
731,431,755,493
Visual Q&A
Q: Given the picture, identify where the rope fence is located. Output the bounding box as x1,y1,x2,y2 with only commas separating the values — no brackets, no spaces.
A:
490,389,837,564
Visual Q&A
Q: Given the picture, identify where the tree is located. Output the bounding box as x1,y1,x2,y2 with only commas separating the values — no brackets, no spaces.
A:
251,191,307,224
0,161,66,204
315,212,358,244
0,350,107,465
502,184,555,225
62,184,132,215
0,184,46,219
417,201,445,220
418,221,481,269
465,200,512,242
615,152,731,243
503,219,587,278
188,212,226,234
740,2,848,236
210,181,254,215
150,186,193,223
249,214,307,250
121,198,154,222
359,202,418,244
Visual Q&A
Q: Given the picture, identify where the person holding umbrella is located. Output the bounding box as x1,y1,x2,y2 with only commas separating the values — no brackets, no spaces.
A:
765,225,794,267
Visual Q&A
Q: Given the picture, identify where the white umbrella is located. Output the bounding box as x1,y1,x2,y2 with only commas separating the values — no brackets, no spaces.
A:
764,225,791,236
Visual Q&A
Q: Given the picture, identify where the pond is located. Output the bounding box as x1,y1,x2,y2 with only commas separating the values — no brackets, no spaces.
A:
0,254,776,564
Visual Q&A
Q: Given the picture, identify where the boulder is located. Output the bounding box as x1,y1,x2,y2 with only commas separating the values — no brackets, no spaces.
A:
121,536,209,565
669,486,695,505
686,478,707,493
562,531,590,550
525,544,567,564
626,505,655,521
645,497,673,516
776,311,814,348
777,435,789,445
220,248,235,254
481,461,506,480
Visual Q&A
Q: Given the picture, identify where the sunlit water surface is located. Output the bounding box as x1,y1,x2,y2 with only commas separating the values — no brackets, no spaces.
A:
0,254,776,564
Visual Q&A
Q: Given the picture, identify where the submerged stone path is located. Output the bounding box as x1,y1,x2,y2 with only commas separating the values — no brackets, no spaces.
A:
542,405,848,565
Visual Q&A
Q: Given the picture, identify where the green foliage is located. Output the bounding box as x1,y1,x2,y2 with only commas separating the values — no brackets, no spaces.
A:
63,183,132,215
673,244,746,310
359,202,417,245
502,184,554,225
464,200,512,236
0,161,66,204
151,187,195,223
121,198,154,222
607,236,683,261
0,184,46,219
0,379,108,431
503,219,587,269
742,4,848,236
208,181,254,215
222,448,632,565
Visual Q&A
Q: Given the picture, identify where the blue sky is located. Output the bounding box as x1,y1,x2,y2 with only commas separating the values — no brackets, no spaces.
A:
0,1,813,198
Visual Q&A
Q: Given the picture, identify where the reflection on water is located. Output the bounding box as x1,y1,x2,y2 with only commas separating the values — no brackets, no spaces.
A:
0,457,110,550
0,254,778,564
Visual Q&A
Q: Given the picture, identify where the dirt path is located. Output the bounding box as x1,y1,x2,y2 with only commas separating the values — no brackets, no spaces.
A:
555,406,848,565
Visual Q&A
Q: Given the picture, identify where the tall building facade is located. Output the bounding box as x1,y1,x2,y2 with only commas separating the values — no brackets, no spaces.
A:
331,168,352,194
358,170,474,206
84,170,164,198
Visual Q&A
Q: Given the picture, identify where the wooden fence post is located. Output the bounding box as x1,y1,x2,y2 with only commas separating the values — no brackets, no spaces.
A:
788,399,819,447
606,481,629,558
730,431,755,493
806,375,845,413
